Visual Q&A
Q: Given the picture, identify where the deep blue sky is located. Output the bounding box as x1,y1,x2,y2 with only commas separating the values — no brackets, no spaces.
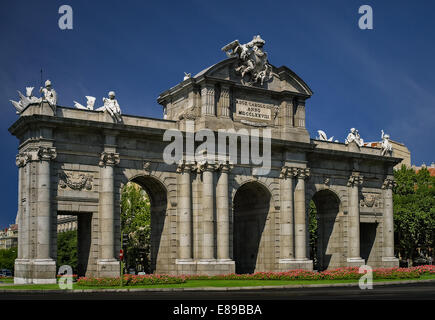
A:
1,0,434,228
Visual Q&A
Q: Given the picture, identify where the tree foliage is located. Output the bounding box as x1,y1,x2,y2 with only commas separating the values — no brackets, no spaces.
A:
309,200,318,267
121,182,151,273
0,247,17,273
393,165,435,264
57,230,77,273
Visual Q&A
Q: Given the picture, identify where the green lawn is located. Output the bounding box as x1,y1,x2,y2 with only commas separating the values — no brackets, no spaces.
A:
0,274,434,291
0,278,14,284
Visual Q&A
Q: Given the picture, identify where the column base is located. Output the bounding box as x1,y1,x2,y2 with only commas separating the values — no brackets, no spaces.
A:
14,259,33,284
346,257,366,267
96,259,120,278
14,258,57,284
381,257,399,268
33,259,57,284
175,259,235,275
279,259,313,271
175,259,197,275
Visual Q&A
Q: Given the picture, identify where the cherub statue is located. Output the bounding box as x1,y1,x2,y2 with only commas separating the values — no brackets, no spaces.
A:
74,96,96,110
96,91,122,122
39,80,57,108
345,128,364,147
381,130,393,156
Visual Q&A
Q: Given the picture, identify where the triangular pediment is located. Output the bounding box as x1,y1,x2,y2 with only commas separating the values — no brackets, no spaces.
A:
194,58,312,96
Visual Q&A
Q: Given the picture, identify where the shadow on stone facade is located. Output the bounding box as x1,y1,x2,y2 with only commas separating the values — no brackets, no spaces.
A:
233,181,271,274
312,190,341,271
360,222,377,264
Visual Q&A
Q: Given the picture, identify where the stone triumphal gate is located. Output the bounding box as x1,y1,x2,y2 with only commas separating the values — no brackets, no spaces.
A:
10,37,400,284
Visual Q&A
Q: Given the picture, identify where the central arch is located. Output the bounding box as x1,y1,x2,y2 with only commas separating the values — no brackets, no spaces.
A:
311,189,342,271
123,175,168,273
233,181,272,274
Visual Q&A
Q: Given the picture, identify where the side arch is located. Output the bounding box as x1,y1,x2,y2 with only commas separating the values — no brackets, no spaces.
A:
232,174,280,210
118,172,171,273
306,183,345,213
232,180,274,274
120,164,177,207
308,187,344,271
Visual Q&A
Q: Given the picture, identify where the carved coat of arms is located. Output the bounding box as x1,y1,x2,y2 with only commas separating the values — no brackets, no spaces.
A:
360,193,381,208
59,171,93,190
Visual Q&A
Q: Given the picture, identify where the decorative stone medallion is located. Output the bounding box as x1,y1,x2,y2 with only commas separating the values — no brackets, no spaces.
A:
59,171,93,190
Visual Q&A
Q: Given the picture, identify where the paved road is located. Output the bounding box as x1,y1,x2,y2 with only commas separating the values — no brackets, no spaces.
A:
0,282,434,300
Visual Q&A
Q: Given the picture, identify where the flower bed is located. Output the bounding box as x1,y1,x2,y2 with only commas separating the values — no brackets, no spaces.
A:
75,265,434,287
76,274,185,287
183,265,432,281
413,265,435,275
56,274,78,282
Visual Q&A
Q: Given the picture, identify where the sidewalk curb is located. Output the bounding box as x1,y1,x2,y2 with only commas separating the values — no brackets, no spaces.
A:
0,278,434,294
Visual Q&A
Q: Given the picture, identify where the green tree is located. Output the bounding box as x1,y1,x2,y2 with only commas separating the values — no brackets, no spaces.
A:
0,247,17,273
57,230,78,273
309,200,318,268
121,182,151,273
393,165,435,265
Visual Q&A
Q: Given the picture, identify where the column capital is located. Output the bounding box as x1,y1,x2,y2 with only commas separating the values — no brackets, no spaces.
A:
197,160,218,172
347,172,363,187
279,166,291,178
216,161,234,173
99,151,120,167
381,177,396,190
15,152,31,167
201,83,215,91
291,167,310,180
37,146,57,162
176,160,195,173
220,86,230,96
296,96,306,105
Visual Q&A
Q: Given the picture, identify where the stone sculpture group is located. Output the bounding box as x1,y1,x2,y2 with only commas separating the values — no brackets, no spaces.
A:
10,80,122,123
9,35,392,155
317,127,393,156
222,35,271,86
10,80,56,114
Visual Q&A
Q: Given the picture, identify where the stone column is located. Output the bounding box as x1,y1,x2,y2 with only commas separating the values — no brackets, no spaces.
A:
15,153,31,261
279,166,294,261
15,154,26,260
219,86,230,118
382,177,398,266
346,172,365,266
200,161,216,260
35,147,56,260
97,150,120,276
176,161,193,260
281,98,294,129
32,146,57,284
294,98,306,128
216,163,232,260
14,152,33,284
293,168,310,261
201,84,215,116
